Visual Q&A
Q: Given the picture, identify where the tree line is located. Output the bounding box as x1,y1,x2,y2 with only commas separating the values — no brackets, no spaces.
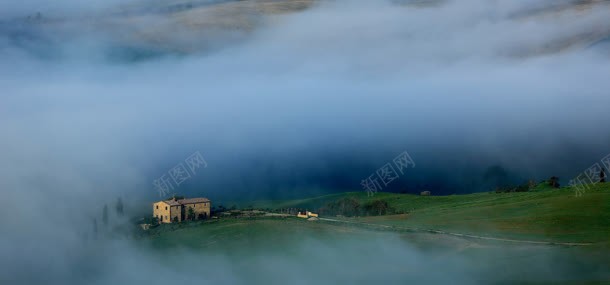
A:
92,197,124,238
318,197,400,217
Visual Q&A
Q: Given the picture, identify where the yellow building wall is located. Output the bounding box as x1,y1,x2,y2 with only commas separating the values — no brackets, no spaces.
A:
170,205,181,222
153,202,172,223
184,202,211,220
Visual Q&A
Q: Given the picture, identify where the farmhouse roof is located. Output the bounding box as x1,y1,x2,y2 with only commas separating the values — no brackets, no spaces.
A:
178,197,210,204
161,200,181,206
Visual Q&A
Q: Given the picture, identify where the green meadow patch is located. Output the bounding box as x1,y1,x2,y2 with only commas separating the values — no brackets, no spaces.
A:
248,183,610,243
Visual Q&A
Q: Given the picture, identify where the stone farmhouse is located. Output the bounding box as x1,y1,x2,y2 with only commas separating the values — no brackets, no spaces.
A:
153,197,211,223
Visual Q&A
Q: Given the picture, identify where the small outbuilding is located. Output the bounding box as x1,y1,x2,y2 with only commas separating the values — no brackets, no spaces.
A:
297,211,318,218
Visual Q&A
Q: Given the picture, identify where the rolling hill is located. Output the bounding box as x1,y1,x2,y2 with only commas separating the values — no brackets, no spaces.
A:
248,183,610,243
139,183,610,284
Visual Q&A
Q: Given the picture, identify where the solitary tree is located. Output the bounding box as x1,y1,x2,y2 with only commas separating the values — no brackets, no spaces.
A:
371,200,389,216
528,179,537,190
548,176,560,188
600,169,606,183
335,197,360,216
187,207,195,221
92,218,98,238
102,204,109,226
115,197,124,216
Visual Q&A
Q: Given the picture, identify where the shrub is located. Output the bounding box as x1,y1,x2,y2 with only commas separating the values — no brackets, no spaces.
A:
548,176,560,188
187,207,195,220
363,200,389,216
320,197,361,217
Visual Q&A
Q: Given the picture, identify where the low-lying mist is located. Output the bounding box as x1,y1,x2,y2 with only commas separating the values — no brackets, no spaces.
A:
4,219,608,285
1,0,609,283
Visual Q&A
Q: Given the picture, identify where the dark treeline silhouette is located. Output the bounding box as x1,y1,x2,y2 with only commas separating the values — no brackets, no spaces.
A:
102,204,109,226
115,197,124,216
319,197,398,217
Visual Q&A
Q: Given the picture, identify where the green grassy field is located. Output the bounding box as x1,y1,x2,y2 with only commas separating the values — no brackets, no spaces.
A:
248,183,610,243
144,217,395,252
141,216,610,284
141,185,610,284
144,183,609,252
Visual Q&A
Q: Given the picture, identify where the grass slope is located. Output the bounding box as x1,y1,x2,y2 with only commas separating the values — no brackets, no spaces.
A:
252,183,610,243
143,217,401,255
141,184,610,283
142,217,610,284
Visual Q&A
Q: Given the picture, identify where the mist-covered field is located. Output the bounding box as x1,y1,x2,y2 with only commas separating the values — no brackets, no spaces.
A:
141,218,610,284
1,0,609,284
